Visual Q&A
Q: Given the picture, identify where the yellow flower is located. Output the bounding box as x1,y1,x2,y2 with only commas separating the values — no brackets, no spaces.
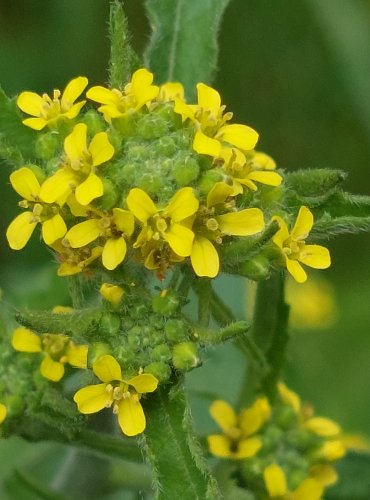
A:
100,283,124,304
87,68,159,122
73,354,158,436
208,397,270,459
6,167,67,250
272,206,331,283
190,182,265,277
64,208,134,271
12,327,88,382
39,123,114,206
17,76,88,130
263,463,324,500
0,403,7,424
127,187,199,268
157,82,185,102
53,242,103,276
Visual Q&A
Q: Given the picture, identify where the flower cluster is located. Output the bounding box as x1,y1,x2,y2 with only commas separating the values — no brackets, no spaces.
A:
7,68,331,283
208,383,346,499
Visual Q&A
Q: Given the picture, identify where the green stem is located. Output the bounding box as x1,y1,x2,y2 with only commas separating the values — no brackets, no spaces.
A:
142,380,220,500
67,275,86,309
197,278,212,327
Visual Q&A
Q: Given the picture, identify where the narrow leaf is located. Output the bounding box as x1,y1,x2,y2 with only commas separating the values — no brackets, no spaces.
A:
310,215,370,241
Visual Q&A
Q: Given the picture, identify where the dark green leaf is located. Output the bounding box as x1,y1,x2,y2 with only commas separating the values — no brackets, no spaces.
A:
326,452,370,499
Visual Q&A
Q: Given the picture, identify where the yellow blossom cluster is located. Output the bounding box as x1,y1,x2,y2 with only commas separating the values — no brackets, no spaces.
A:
208,383,346,500
6,68,331,282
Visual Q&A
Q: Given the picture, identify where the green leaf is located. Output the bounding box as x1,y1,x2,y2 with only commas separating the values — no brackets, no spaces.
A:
143,0,231,98
310,215,370,241
5,468,65,500
326,452,370,499
315,191,370,218
285,168,347,198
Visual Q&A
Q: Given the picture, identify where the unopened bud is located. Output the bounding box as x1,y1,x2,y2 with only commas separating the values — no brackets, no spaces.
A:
152,289,180,316
100,283,124,305
35,133,59,160
172,342,200,371
239,255,271,281
144,362,171,382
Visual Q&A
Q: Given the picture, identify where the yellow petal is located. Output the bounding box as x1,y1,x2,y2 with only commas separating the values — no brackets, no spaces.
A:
216,124,259,151
320,440,346,461
193,130,221,157
206,182,234,208
117,397,146,436
0,403,7,424
298,245,331,269
208,435,232,458
165,223,194,257
217,208,264,236
93,354,122,383
61,76,88,109
39,168,77,204
6,212,37,250
22,117,48,130
239,398,269,437
102,237,127,270
127,374,159,394
291,206,314,240
235,437,262,459
174,98,195,122
100,283,124,305
74,383,112,414
17,91,44,116
196,83,221,114
12,327,42,352
310,464,338,487
304,417,341,437
41,214,67,245
75,173,104,205
10,167,40,200
40,356,65,382
210,400,237,432
126,188,158,223
277,382,301,413
165,187,199,221
286,257,307,283
65,219,101,248
248,170,282,186
89,132,115,166
191,236,219,278
291,478,324,500
87,86,120,105
112,208,135,235
251,151,276,170
64,123,87,162
52,306,74,314
272,215,290,249
263,464,288,497
64,100,86,119
130,68,154,93
66,194,89,217
159,82,184,101
66,343,88,368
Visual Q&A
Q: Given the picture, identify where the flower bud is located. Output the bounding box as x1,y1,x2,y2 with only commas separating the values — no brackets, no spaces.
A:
137,113,169,139
96,178,119,210
173,155,200,187
100,283,124,305
164,319,187,342
35,133,59,160
152,289,180,316
172,342,200,371
88,342,110,366
24,164,46,184
82,110,106,135
144,362,171,382
239,255,271,281
151,344,172,363
198,169,223,195
100,313,121,336
274,405,298,430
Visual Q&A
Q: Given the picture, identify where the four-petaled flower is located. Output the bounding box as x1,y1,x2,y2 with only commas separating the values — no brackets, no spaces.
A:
17,76,88,130
208,397,271,459
272,206,331,283
12,327,88,382
73,354,158,436
263,463,324,500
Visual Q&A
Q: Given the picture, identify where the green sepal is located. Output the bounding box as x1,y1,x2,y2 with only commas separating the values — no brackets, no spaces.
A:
143,0,231,99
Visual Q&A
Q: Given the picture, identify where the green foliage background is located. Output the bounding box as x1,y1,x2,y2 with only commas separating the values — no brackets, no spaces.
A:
0,0,369,497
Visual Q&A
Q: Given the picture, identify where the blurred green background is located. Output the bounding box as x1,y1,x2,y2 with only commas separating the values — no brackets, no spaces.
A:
0,0,369,496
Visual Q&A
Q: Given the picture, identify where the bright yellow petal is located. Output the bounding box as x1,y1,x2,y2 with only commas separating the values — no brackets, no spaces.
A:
64,123,87,162
74,383,112,414
65,219,101,248
100,283,124,304
127,373,159,394
12,327,42,352
207,434,232,458
193,130,221,157
286,257,307,283
206,182,234,208
304,417,341,437
87,86,120,105
159,82,184,101
22,117,48,130
10,167,40,200
102,237,127,270
93,354,122,383
310,464,338,487
6,212,37,250
126,188,157,223
41,214,67,245
61,76,88,109
263,464,288,497
40,356,65,382
191,236,219,278
320,440,346,461
112,208,135,235
239,398,269,437
117,397,146,436
217,208,264,236
196,83,221,114
272,215,290,249
251,151,276,170
216,124,259,151
298,245,331,269
89,132,115,166
277,382,301,413
39,168,77,204
174,98,195,121
64,100,86,119
210,400,237,432
75,173,104,205
165,223,194,257
165,187,199,221
248,170,282,186
130,68,154,93
17,91,44,116
291,206,314,240
0,403,7,424
291,478,324,500
66,343,88,368
235,437,262,459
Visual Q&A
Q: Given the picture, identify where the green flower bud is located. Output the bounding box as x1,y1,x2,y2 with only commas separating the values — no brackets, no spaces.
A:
239,255,271,281
125,144,149,161
127,326,142,349
262,425,284,452
165,319,187,342
82,110,106,135
173,156,200,187
156,136,177,156
198,169,223,195
95,178,119,210
152,290,180,316
136,172,164,195
88,342,111,366
172,342,200,371
151,344,172,363
136,114,169,139
131,304,148,318
288,468,310,491
286,428,320,452
100,313,121,336
274,405,298,430
35,133,59,160
144,362,171,382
